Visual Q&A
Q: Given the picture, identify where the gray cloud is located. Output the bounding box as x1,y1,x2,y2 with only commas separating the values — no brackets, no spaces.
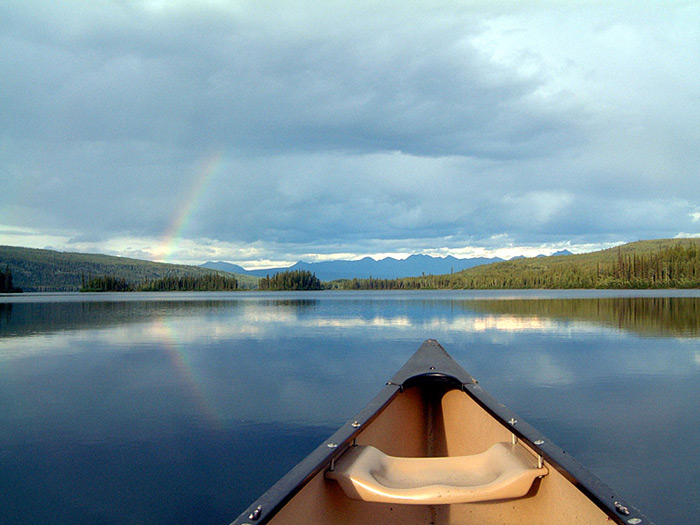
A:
3,2,574,158
1,1,699,265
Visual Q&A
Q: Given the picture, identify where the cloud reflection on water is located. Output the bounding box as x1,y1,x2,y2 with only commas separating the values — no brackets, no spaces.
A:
1,293,699,524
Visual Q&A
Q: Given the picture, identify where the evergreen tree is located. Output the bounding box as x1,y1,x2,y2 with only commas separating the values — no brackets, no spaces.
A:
259,270,322,290
0,265,22,293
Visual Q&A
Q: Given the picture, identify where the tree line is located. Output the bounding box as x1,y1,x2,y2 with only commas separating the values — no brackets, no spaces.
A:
80,273,239,292
81,269,322,292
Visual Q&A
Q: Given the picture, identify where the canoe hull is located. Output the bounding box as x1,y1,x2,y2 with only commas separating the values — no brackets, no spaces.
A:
231,340,652,524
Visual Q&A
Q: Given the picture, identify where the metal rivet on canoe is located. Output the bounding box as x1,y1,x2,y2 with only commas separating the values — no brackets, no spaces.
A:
534,440,545,446
429,366,435,370
327,443,338,448
351,421,361,428
508,418,517,425
614,502,630,515
627,519,642,524
247,505,262,521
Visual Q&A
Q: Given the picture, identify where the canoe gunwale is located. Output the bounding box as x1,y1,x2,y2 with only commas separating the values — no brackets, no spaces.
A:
230,339,653,525
460,379,646,525
230,383,404,524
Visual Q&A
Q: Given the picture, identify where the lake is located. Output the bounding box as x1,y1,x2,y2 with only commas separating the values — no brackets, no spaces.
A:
1,290,699,523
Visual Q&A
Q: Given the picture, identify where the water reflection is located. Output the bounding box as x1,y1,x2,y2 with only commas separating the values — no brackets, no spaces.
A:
1,291,699,523
0,302,11,326
3,292,699,339
464,296,700,337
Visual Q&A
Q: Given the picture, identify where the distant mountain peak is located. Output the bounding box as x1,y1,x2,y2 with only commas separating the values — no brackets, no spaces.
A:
201,261,248,274
202,253,505,281
536,249,573,258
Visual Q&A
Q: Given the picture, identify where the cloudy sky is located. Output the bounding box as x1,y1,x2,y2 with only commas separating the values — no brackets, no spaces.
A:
1,1,699,268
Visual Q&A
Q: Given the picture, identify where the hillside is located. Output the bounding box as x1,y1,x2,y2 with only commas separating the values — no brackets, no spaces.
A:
4,239,699,292
0,246,258,292
454,238,700,289
342,239,700,289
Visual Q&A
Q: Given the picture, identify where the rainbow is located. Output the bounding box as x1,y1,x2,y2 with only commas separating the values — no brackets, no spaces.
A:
154,317,223,430
154,150,225,262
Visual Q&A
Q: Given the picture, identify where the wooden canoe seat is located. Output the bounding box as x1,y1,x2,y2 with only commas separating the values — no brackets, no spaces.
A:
326,442,548,505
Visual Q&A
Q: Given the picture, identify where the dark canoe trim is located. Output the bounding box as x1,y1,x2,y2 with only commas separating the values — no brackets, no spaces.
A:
230,339,653,525
230,376,403,524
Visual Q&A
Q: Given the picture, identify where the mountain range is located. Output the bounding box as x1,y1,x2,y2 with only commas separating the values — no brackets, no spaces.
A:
202,251,573,281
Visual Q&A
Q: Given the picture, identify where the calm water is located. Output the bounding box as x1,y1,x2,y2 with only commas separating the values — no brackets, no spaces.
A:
1,290,699,523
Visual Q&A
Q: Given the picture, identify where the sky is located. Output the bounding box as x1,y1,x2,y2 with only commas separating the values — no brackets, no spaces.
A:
1,1,699,269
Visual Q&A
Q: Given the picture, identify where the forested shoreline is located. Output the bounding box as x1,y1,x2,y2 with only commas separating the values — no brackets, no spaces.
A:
3,240,700,292
337,242,700,290
81,269,321,292
80,273,239,292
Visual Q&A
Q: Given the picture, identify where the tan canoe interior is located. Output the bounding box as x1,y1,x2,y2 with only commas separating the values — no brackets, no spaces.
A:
269,383,612,524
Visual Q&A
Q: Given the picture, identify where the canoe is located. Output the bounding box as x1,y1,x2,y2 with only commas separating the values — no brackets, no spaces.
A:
230,339,652,524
